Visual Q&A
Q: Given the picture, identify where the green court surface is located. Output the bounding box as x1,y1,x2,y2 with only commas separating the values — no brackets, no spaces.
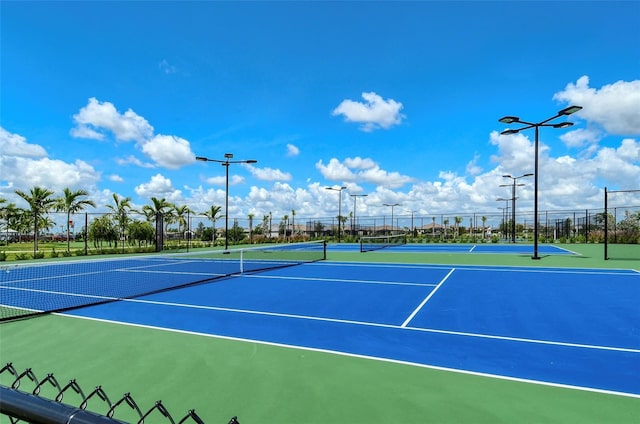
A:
1,243,638,423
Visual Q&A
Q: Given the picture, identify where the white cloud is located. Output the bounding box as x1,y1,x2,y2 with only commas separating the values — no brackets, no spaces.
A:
553,76,640,135
1,156,100,196
71,97,154,143
116,155,156,168
249,166,292,182
489,131,539,174
465,154,483,176
134,173,183,201
332,92,405,132
591,138,640,189
140,135,195,169
70,98,197,170
286,144,300,157
69,125,104,141
316,157,414,189
108,174,124,182
0,128,101,203
205,175,245,186
344,157,376,169
315,158,354,181
559,127,602,149
0,126,47,158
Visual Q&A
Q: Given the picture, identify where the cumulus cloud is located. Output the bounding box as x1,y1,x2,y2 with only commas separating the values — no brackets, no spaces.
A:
205,175,246,186
0,127,101,201
141,135,195,169
591,138,640,189
116,155,155,168
316,157,414,189
286,144,300,157
1,156,100,195
70,98,196,169
332,92,405,132
559,127,602,149
71,97,154,143
248,166,292,182
465,154,483,176
0,126,47,158
134,173,182,200
489,131,538,174
553,76,640,135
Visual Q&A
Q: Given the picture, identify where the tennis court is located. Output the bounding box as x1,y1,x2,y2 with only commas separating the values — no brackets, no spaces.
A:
330,242,577,255
1,243,639,423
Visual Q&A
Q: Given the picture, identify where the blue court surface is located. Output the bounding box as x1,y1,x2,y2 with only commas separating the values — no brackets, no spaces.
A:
330,243,578,255
45,260,639,398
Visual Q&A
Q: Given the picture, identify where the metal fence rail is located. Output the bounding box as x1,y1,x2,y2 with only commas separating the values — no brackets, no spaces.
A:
0,363,238,424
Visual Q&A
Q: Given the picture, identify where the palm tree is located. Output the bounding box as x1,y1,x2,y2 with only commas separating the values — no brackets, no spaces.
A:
204,205,223,245
15,186,57,255
106,193,133,248
454,216,463,239
262,214,270,239
55,188,96,251
481,216,488,239
174,204,194,236
248,213,254,244
141,197,174,248
281,215,289,239
291,209,296,237
339,215,348,239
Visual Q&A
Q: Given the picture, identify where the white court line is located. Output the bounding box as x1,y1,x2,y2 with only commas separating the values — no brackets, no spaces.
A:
310,260,639,276
468,245,477,252
82,296,640,354
401,268,455,327
243,273,437,287
66,314,640,400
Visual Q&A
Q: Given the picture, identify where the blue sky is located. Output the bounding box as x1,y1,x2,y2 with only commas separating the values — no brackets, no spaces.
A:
1,1,639,225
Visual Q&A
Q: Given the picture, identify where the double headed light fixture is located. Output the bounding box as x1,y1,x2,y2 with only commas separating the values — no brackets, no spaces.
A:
498,106,582,259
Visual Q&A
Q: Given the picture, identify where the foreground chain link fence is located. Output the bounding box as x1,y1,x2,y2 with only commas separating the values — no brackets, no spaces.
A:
0,363,239,424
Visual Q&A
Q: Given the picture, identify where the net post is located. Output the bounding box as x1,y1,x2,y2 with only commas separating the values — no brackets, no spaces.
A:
84,212,89,256
240,249,244,274
155,212,164,252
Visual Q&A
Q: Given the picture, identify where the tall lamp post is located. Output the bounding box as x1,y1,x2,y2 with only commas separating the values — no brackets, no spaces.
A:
496,198,511,241
350,194,368,236
196,153,257,250
406,209,417,236
383,203,400,235
500,173,533,243
499,105,582,259
326,186,347,242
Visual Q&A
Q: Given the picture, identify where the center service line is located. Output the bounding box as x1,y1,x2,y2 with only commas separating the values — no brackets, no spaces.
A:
401,268,455,328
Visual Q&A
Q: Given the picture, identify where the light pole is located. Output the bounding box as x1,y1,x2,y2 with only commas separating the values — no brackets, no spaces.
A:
496,198,511,242
499,105,582,259
406,210,417,236
500,173,533,243
350,194,368,237
326,186,347,242
383,203,400,235
196,153,257,250
496,197,513,240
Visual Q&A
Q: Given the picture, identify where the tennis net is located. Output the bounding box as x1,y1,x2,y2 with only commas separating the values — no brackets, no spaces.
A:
0,240,326,322
360,234,407,252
